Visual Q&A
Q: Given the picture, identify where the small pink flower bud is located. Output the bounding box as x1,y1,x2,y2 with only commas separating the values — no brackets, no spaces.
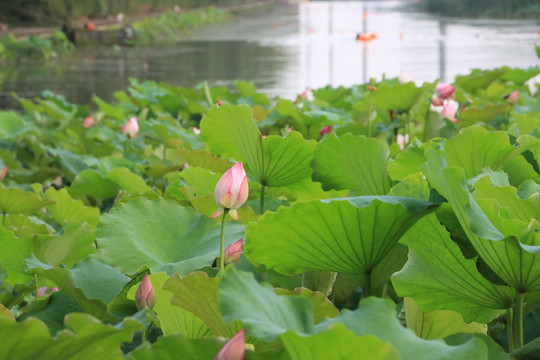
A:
83,116,94,128
212,162,249,221
135,273,156,311
121,117,139,138
435,83,455,99
319,126,332,137
0,166,7,180
217,100,223,107
508,90,519,104
224,238,243,265
397,133,409,150
214,329,245,360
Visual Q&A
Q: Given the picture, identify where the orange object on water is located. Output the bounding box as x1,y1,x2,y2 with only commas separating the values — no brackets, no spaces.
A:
356,32,378,42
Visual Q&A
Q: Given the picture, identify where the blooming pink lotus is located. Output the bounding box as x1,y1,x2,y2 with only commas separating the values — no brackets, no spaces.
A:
441,99,459,123
121,117,139,138
508,90,519,104
214,329,246,360
224,238,243,265
435,83,455,99
83,116,94,128
135,273,156,311
212,162,249,221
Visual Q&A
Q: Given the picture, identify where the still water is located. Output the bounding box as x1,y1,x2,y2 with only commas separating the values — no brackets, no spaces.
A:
1,1,539,108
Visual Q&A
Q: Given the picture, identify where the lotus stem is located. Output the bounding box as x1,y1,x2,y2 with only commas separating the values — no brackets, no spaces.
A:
203,81,213,105
34,273,38,298
422,104,431,142
260,184,265,214
512,293,524,352
367,89,373,138
218,210,227,276
507,307,514,355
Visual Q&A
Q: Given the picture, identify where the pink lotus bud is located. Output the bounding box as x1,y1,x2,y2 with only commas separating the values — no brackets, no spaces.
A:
37,286,59,298
217,100,223,107
135,273,156,311
431,94,444,107
508,90,519,104
190,127,201,135
396,133,409,150
319,125,331,136
0,166,7,180
214,329,245,360
83,116,94,128
441,99,459,123
224,238,243,265
212,162,249,221
435,83,455,99
121,117,139,138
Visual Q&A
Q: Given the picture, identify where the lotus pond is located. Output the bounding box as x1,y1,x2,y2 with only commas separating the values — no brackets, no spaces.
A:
1,65,540,359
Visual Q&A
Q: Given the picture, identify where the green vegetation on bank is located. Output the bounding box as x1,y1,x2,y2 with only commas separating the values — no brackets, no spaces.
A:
422,0,540,18
0,7,228,61
0,0,258,26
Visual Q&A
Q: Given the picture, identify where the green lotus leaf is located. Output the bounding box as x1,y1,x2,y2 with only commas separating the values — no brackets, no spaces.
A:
245,196,435,277
274,287,339,324
0,186,54,214
371,82,426,112
392,215,514,323
317,297,490,360
96,198,244,275
311,134,391,194
164,271,239,337
423,146,540,293
25,255,116,321
404,297,487,340
128,272,209,337
200,103,316,187
501,66,540,85
72,258,130,304
125,333,223,360
0,313,141,360
44,187,100,227
281,323,400,360
106,167,153,195
459,104,511,126
454,68,506,92
219,267,315,341
69,170,119,199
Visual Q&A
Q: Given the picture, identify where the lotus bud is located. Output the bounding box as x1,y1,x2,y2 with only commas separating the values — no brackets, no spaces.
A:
508,90,519,104
0,166,7,180
396,133,409,150
319,125,332,137
430,94,444,107
83,116,94,128
135,273,156,311
224,238,243,265
435,83,455,99
212,162,249,221
121,117,139,138
214,329,246,360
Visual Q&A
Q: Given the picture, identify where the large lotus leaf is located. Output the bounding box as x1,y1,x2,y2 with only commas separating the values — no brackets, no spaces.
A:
96,198,244,275
423,146,540,293
0,227,34,284
388,141,426,181
371,82,425,112
511,337,540,360
245,196,435,276
454,68,506,92
34,222,96,268
128,272,209,337
316,297,489,360
281,323,400,360
25,256,116,322
200,103,316,187
68,170,119,199
404,297,487,340
459,104,511,126
177,148,231,173
445,125,539,185
179,166,222,197
276,177,348,202
164,271,240,337
311,134,391,194
0,313,141,360
125,333,223,360
44,188,100,227
72,258,130,304
392,214,514,323
106,167,153,195
274,288,339,324
0,186,54,214
0,111,24,137
501,66,540,85
219,268,315,342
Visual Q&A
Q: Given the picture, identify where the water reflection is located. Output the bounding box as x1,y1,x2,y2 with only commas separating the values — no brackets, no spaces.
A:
1,1,539,108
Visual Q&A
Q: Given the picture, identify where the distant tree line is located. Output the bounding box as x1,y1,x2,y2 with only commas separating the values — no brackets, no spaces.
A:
422,0,540,18
0,0,259,26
